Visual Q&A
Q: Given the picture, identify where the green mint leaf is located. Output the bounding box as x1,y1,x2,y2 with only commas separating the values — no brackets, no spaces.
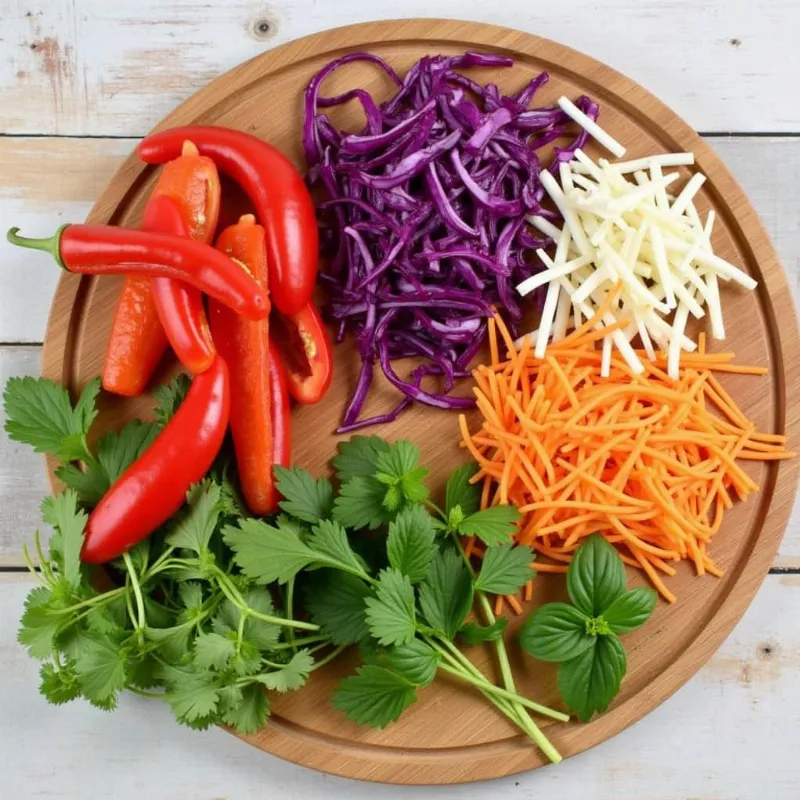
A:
167,481,221,554
519,603,594,662
39,661,81,705
474,543,535,596
304,570,373,646
332,664,417,728
458,617,508,646
602,588,657,634
145,625,192,663
222,683,270,734
445,464,480,517
154,373,191,426
3,376,99,462
333,475,393,530
274,466,334,524
375,440,422,480
254,650,314,692
458,505,521,546
364,568,417,646
557,634,627,722
307,519,368,576
332,436,391,481
418,548,473,639
223,518,316,585
165,670,221,724
193,632,236,671
386,505,437,583
41,489,86,588
567,535,626,617
381,639,439,687
73,634,127,703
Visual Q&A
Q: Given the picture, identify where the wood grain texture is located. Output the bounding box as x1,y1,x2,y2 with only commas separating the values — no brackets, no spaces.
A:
2,0,799,136
3,572,799,798
36,20,800,783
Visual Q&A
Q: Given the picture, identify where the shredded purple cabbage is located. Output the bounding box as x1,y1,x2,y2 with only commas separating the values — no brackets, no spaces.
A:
303,51,599,431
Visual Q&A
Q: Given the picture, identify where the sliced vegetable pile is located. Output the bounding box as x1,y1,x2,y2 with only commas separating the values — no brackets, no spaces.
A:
304,52,599,431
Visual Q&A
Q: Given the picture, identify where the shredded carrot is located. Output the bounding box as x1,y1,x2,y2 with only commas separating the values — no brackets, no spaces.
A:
460,309,795,608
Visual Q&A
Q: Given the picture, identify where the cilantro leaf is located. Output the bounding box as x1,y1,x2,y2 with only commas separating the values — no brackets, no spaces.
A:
418,549,473,639
386,505,437,583
154,373,191,426
364,569,417,646
254,650,314,692
193,632,236,671
557,635,627,722
41,489,86,588
73,635,127,703
474,544,536,596
165,669,220,724
381,640,439,687
375,440,422,480
304,570,373,646
145,624,192,662
458,617,508,646
274,466,334,524
307,519,368,576
458,505,521,546
333,476,392,530
445,464,480,517
3,376,99,462
223,518,316,585
18,592,62,659
178,582,204,614
332,665,417,728
211,589,282,653
39,661,81,705
54,463,108,508
222,683,270,734
167,481,221,554
332,436,390,481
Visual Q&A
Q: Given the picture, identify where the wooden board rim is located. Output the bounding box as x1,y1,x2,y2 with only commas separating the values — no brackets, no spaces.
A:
40,18,800,785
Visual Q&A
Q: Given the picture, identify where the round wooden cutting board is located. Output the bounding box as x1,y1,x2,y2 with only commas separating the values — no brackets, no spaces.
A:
41,18,800,785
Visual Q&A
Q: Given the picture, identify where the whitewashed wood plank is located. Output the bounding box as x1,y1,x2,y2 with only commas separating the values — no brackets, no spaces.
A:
1,572,798,798
1,0,799,136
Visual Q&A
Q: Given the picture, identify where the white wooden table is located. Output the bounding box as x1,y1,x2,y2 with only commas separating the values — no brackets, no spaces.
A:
1,1,799,797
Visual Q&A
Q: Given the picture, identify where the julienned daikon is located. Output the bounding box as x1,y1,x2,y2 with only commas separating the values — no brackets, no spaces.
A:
519,147,757,379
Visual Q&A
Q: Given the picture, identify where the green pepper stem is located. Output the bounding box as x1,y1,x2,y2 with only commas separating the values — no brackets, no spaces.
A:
7,225,67,267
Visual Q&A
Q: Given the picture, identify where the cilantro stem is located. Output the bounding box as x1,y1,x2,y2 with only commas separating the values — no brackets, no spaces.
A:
22,544,50,587
271,635,329,652
33,531,56,585
47,586,127,615
285,579,297,653
123,552,146,631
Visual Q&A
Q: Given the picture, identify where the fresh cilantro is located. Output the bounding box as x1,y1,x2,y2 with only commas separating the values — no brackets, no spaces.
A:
333,475,392,530
212,590,282,653
386,505,437,583
3,376,100,462
145,625,192,662
165,669,221,726
307,519,368,578
457,505,521,546
154,373,191,426
73,634,128,704
40,489,86,588
274,466,334,524
18,594,63,659
332,665,417,728
458,617,508,646
304,570,373,646
193,632,236,671
332,435,390,481
39,661,81,705
167,481,221,554
418,549,473,639
474,544,536,596
445,463,480,517
254,650,314,692
364,569,417,646
222,683,270,734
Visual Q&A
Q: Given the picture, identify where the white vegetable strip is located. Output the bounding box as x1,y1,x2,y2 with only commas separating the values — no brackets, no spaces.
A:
535,282,561,359
539,170,592,256
557,97,627,158
516,252,592,296
670,172,707,217
526,214,563,241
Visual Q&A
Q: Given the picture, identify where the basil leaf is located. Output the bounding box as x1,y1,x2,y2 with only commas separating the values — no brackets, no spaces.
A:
518,603,594,662
557,634,627,722
567,535,626,617
602,587,657,634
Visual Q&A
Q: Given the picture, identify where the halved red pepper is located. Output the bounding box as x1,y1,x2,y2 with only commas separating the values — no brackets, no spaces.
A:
271,301,333,405
269,340,292,470
137,126,319,316
209,214,277,515
82,356,230,564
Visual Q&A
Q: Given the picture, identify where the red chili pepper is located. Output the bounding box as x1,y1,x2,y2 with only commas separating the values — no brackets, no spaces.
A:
138,126,318,316
81,356,230,564
271,301,333,405
6,223,269,320
209,214,277,515
269,340,292,469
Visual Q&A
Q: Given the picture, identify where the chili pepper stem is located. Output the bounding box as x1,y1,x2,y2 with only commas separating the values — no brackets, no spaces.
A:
7,225,67,267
